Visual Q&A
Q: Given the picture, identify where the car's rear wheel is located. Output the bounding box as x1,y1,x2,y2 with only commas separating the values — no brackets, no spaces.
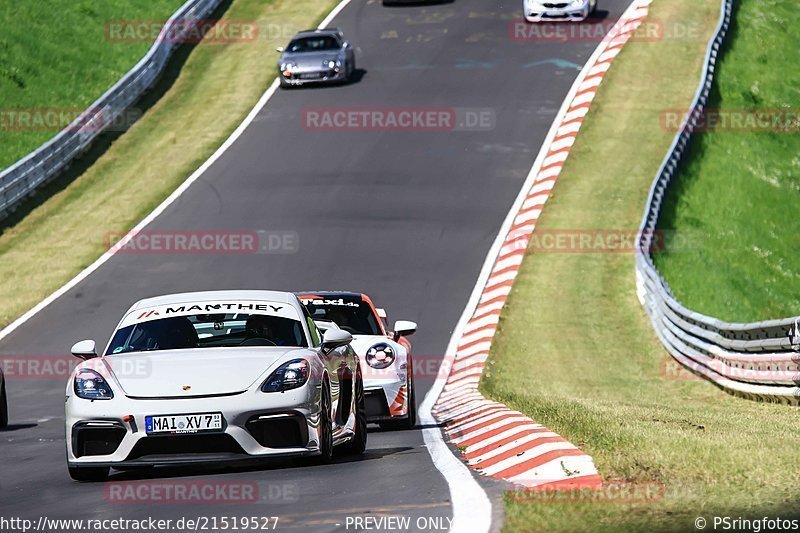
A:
68,466,109,482
0,380,8,428
313,381,334,464
343,368,367,455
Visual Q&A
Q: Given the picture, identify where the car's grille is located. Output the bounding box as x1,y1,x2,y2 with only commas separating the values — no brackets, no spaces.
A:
73,422,126,458
246,414,307,448
127,433,244,460
543,2,569,7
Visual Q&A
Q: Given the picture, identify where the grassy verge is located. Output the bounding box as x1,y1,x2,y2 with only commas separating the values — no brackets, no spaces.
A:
0,0,338,328
0,0,182,169
653,0,800,322
481,0,800,530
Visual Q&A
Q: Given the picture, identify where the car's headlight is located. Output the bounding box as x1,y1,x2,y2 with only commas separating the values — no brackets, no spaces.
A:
74,369,114,400
261,359,310,392
571,0,586,7
366,343,396,369
280,62,296,72
324,59,340,70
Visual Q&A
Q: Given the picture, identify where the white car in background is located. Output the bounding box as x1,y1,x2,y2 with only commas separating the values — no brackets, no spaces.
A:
524,0,598,22
298,292,417,430
65,290,366,482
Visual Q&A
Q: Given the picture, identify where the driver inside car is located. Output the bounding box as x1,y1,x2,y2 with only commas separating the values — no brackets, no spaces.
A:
321,308,353,332
242,314,285,346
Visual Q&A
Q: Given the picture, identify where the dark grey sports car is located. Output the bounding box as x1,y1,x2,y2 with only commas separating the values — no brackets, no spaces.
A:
277,28,356,88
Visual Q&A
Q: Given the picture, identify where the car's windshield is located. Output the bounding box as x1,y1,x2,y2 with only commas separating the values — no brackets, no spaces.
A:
300,296,382,336
287,36,340,53
106,313,307,355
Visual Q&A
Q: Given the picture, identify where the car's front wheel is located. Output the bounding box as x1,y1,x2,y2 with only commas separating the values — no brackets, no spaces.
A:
313,381,334,464
68,466,109,482
0,380,8,428
343,368,367,455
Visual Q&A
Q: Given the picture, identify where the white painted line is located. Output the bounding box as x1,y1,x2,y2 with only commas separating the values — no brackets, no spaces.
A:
420,348,492,533
318,0,353,28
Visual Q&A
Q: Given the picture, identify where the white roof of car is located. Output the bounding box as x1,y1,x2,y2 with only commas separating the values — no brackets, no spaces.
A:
130,290,299,311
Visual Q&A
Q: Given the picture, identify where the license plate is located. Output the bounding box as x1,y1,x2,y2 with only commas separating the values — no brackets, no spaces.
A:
145,413,223,435
299,72,322,80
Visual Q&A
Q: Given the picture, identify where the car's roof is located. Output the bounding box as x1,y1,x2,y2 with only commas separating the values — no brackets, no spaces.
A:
131,290,298,311
292,28,342,40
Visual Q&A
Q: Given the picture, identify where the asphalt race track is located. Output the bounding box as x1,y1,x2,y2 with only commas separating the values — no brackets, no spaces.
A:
0,0,630,530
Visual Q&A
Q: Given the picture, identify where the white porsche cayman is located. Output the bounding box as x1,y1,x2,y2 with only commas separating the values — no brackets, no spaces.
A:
65,290,366,482
297,292,417,430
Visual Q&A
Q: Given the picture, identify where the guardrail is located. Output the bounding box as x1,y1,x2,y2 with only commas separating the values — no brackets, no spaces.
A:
0,0,223,218
635,0,800,404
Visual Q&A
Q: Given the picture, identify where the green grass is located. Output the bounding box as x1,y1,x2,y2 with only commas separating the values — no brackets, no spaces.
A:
0,0,183,169
481,0,800,530
0,0,339,329
653,0,800,322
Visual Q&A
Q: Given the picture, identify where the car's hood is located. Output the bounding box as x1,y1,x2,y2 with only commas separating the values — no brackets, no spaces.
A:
104,347,309,398
281,51,340,68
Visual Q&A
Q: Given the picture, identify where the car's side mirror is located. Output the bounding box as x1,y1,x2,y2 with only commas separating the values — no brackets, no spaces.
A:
343,40,350,48
276,46,285,53
321,329,352,354
393,320,417,341
71,340,97,360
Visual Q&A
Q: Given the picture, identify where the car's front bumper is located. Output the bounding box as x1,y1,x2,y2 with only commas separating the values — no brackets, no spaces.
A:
363,373,409,422
66,383,325,468
280,67,346,86
524,3,591,22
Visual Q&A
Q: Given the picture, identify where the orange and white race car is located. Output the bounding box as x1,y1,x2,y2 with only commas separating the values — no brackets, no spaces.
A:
297,292,417,430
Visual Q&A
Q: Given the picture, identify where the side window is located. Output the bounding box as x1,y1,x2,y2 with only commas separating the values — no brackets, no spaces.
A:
306,317,321,347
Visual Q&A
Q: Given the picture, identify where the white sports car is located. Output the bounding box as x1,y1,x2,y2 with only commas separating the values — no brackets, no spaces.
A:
297,292,417,430
65,290,366,482
523,0,597,22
